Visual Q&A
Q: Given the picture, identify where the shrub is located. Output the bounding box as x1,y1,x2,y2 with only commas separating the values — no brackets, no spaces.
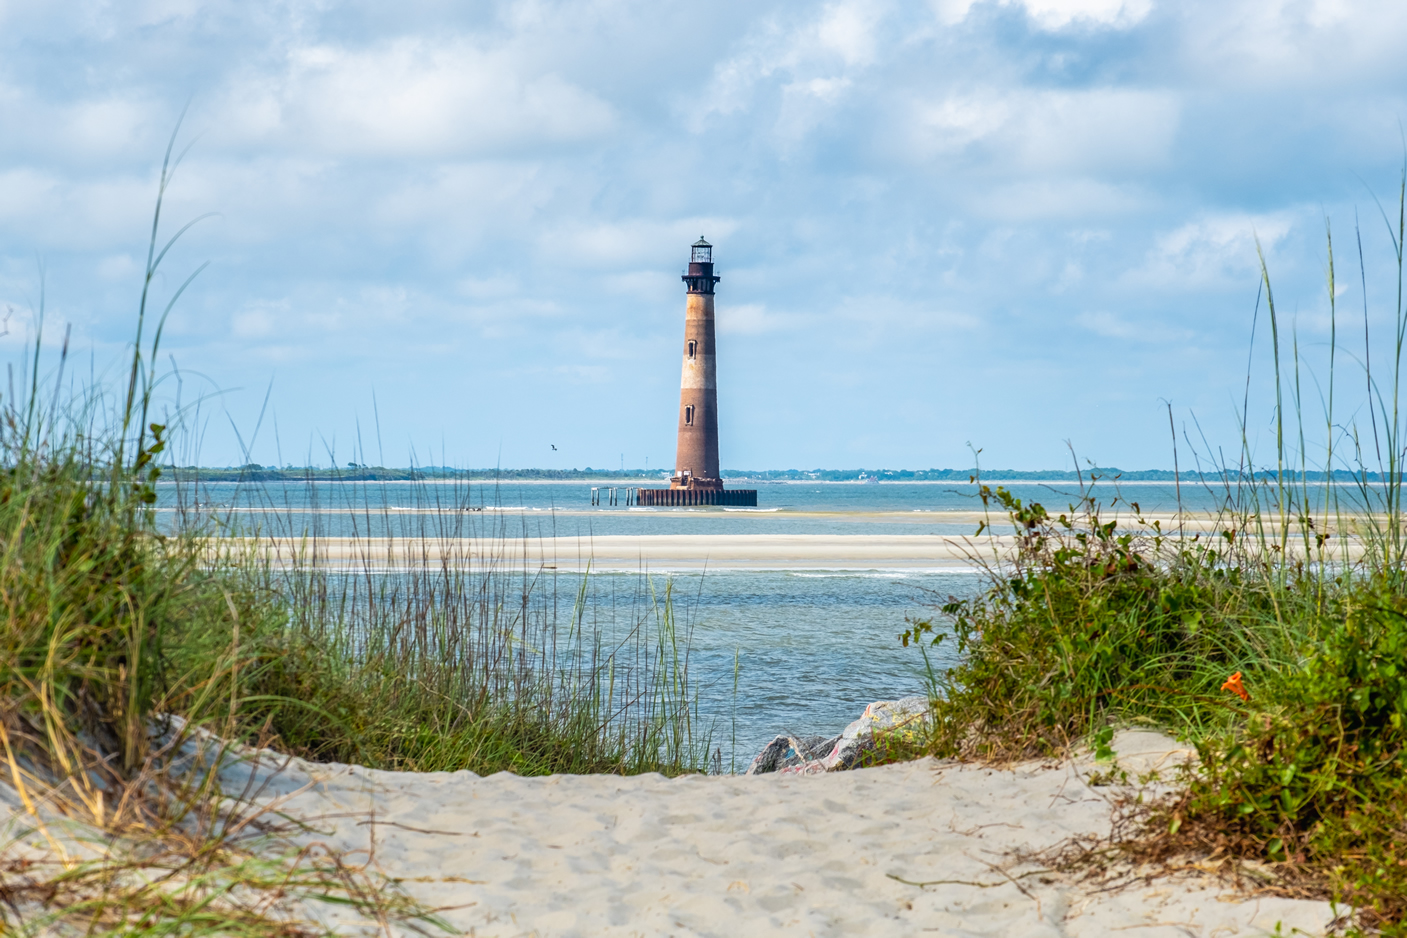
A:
907,483,1291,761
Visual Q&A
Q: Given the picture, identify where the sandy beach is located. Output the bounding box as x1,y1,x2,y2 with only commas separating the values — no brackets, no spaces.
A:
248,528,1372,572
247,533,1000,571
190,730,1335,937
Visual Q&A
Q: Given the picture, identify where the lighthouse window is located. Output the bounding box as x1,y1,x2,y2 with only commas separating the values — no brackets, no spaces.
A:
688,340,697,359
685,405,694,426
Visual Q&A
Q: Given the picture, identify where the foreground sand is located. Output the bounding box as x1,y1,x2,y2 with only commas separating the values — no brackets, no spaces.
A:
216,731,1336,937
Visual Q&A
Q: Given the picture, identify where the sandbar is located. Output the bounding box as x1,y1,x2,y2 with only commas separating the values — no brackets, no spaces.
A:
246,534,1009,571
245,527,1373,572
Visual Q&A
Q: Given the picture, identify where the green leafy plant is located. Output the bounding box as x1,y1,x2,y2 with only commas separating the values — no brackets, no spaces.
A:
909,482,1287,762
901,168,1407,931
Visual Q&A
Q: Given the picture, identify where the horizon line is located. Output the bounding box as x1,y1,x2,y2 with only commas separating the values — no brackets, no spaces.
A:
166,465,1394,481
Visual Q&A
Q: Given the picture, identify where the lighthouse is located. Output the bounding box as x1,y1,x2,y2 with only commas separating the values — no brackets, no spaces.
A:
636,238,757,507
674,237,722,490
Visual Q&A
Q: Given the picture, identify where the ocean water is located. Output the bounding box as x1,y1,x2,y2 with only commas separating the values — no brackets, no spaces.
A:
662,567,970,768
156,476,1242,539
149,477,1284,767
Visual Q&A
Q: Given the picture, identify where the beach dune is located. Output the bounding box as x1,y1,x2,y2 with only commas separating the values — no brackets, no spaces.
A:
221,731,1336,937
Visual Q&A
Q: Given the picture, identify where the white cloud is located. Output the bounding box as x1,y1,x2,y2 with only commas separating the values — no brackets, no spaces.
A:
599,270,673,299
1076,309,1192,341
700,0,885,122
1175,0,1407,87
0,168,59,222
0,169,154,249
456,275,520,300
231,302,281,339
96,253,139,282
909,88,1180,175
363,161,554,242
972,178,1152,221
834,296,981,332
539,219,739,269
1126,211,1297,290
552,363,610,383
815,0,884,65
908,89,1011,154
931,0,1152,30
1015,0,1153,30
717,302,798,335
58,97,155,158
213,38,616,158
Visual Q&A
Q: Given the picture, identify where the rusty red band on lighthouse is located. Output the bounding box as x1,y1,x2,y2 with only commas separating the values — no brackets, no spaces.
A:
636,239,757,508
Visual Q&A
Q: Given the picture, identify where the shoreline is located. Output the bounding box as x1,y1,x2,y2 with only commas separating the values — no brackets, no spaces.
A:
175,507,1391,527
240,529,1376,572
156,477,1386,486
246,533,1001,571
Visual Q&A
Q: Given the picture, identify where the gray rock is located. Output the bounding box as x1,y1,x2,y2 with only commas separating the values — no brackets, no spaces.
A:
745,696,931,776
743,734,840,775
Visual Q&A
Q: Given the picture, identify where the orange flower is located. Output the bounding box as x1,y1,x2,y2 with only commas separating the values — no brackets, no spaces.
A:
1221,671,1249,702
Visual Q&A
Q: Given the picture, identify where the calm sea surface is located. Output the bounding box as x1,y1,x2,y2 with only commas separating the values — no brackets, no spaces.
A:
149,478,1303,765
156,477,1242,538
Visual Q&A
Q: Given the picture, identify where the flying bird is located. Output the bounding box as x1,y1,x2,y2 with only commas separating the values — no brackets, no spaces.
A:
551,444,558,451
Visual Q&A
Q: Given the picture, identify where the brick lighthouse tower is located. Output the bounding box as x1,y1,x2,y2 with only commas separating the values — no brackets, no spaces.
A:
637,238,757,507
675,237,722,490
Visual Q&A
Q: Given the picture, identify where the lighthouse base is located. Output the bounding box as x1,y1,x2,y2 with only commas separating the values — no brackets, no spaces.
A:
636,488,757,507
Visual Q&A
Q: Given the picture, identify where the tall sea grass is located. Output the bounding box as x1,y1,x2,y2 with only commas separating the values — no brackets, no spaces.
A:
217,480,706,776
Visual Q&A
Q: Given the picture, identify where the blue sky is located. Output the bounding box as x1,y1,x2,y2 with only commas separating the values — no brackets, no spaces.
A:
2,0,1406,471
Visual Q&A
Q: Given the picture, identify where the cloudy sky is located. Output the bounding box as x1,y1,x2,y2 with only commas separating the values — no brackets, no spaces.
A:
2,0,1406,470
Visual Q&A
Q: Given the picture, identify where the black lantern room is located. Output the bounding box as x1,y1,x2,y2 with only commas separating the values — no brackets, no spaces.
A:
683,237,721,294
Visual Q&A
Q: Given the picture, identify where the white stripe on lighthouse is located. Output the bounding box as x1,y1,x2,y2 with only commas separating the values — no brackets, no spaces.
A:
680,354,716,389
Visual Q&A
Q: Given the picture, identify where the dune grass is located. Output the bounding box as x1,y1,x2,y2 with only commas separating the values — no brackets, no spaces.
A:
224,513,703,777
0,134,705,935
906,180,1407,933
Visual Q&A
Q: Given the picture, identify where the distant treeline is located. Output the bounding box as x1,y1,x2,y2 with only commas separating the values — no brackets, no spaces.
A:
726,468,1397,483
168,466,668,483
169,465,1401,484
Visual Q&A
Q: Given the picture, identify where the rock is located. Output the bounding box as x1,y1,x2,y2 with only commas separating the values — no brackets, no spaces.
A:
745,696,931,776
822,695,930,772
743,734,839,775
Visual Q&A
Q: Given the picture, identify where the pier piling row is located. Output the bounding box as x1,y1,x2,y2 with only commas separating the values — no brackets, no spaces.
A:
591,487,641,506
